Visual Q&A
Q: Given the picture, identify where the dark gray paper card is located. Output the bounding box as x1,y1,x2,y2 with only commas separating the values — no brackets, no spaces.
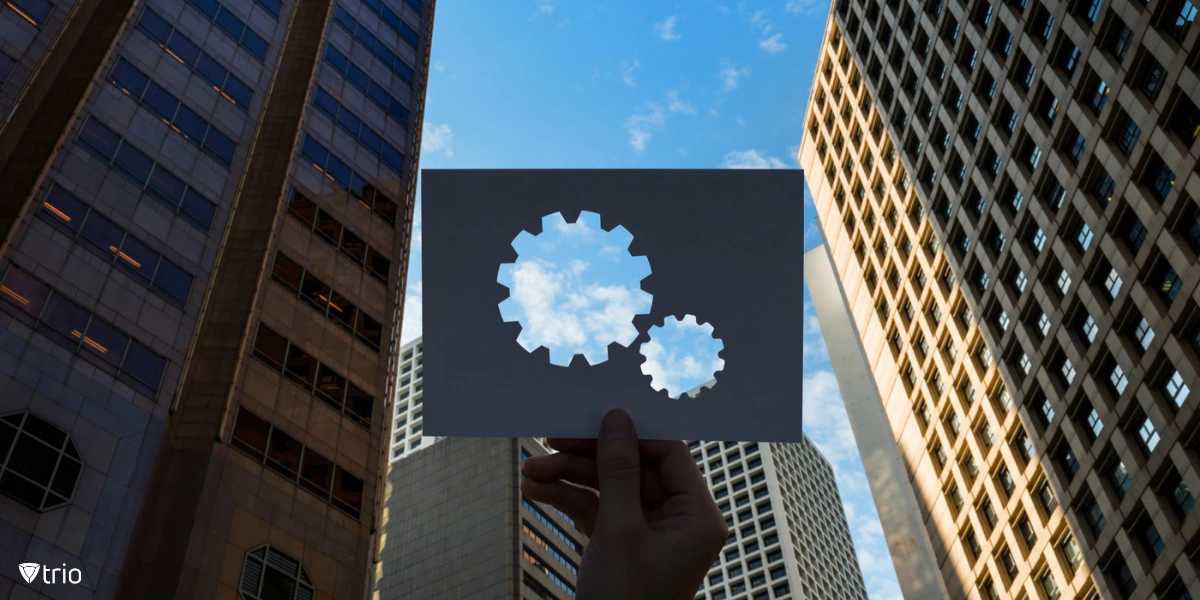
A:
423,169,805,441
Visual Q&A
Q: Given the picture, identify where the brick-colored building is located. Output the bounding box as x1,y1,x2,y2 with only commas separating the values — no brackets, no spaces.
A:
373,437,587,600
0,0,432,596
801,0,1200,598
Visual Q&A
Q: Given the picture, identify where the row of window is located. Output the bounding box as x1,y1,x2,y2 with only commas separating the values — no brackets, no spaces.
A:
187,0,270,62
322,44,410,128
229,405,364,519
239,544,314,600
299,135,400,226
0,265,168,398
358,0,420,48
523,499,583,555
76,116,218,232
40,185,194,308
135,7,255,111
523,547,576,598
332,4,415,86
269,251,383,351
108,57,237,168
6,0,51,27
250,322,375,428
312,85,405,175
285,188,392,284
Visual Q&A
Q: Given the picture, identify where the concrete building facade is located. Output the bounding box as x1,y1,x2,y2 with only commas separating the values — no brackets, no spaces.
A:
0,0,432,595
689,435,869,600
373,436,587,600
389,336,431,462
800,0,1200,598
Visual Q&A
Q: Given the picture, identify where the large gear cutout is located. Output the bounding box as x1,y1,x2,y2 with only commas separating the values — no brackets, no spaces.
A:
497,211,653,367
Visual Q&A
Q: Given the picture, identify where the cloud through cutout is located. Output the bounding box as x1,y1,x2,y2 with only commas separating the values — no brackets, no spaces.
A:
640,315,725,398
498,212,653,366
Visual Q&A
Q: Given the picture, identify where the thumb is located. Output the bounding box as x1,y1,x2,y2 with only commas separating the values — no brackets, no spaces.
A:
595,409,644,531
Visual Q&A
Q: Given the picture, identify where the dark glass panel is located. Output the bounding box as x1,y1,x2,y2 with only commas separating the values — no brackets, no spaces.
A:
313,208,340,243
151,259,192,307
214,8,246,40
326,155,352,188
38,293,91,349
270,253,304,294
120,340,166,394
165,30,201,67
202,128,236,166
0,267,50,317
113,143,155,186
195,53,228,88
358,127,383,157
114,235,158,284
81,317,129,369
79,211,124,261
180,188,216,231
374,195,398,225
284,345,318,388
340,229,366,265
252,324,289,369
345,383,373,425
41,186,88,234
223,74,253,108
299,271,331,312
266,427,302,479
241,29,268,60
366,247,390,283
327,290,356,330
381,144,404,175
298,448,333,495
147,166,186,207
231,407,270,460
78,118,121,161
136,8,173,44
288,191,318,227
173,104,207,146
110,58,150,98
21,413,66,448
356,312,382,350
313,364,346,409
332,467,364,517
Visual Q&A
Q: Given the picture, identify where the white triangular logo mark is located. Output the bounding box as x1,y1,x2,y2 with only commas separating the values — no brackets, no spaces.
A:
18,563,40,584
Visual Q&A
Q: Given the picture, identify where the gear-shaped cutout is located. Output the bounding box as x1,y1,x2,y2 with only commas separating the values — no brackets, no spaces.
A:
497,211,653,366
639,315,725,399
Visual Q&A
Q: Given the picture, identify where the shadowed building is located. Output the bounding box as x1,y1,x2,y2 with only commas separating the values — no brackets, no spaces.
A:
373,436,586,600
801,0,1200,598
0,0,433,596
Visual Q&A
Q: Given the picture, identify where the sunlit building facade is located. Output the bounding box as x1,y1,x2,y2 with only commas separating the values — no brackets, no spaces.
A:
389,336,431,462
0,0,432,595
689,434,869,600
801,0,1200,598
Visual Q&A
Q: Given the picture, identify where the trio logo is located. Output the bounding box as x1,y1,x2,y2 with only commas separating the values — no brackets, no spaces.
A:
17,562,81,585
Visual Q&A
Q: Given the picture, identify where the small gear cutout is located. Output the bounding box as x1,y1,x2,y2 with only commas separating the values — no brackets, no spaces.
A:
497,211,653,367
639,315,725,399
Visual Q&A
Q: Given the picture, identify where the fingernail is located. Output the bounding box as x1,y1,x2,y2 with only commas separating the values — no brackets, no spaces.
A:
601,409,635,440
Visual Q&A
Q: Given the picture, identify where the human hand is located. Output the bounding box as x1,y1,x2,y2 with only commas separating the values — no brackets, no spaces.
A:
520,409,728,600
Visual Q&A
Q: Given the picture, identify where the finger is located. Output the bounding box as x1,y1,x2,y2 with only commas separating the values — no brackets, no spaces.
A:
520,479,599,537
546,438,597,456
523,453,599,490
524,452,667,504
638,439,710,498
595,409,645,531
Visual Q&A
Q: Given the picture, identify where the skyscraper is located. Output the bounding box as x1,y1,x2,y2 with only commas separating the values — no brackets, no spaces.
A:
801,0,1200,598
688,436,869,600
389,336,430,462
0,0,432,596
373,436,587,599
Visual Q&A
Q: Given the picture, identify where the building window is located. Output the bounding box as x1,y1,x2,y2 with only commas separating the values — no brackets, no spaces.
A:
5,0,53,27
331,5,417,85
1059,445,1080,479
1164,368,1190,407
1109,554,1137,598
187,0,270,61
1165,0,1198,41
1166,470,1196,517
322,45,411,128
1039,567,1062,600
311,86,406,175
1156,266,1184,304
997,464,1016,496
0,265,168,398
1060,534,1083,573
1087,407,1104,439
1105,267,1123,299
1057,269,1072,295
1144,154,1176,202
999,546,1018,580
230,406,365,519
1082,495,1107,534
1109,460,1134,498
1015,430,1033,463
1136,518,1165,559
251,323,374,428
1017,514,1037,548
0,411,82,512
299,135,400,225
523,546,577,597
76,116,217,231
40,185,193,308
0,51,15,88
1037,479,1059,513
1138,417,1160,453
1132,317,1156,353
239,545,315,600
270,252,383,352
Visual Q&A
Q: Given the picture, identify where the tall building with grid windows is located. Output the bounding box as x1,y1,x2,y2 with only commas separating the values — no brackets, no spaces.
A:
373,436,587,600
801,0,1200,598
688,435,869,600
0,0,432,596
389,336,430,461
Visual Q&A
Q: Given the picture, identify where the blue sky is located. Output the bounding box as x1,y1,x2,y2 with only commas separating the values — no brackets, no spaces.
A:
400,1,903,597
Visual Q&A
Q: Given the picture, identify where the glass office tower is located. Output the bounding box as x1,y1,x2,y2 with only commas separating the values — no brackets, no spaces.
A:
0,0,432,595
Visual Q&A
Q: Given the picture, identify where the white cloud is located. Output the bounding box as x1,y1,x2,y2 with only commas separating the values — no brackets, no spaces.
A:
785,0,821,15
759,32,787,52
666,90,697,115
620,58,640,87
506,259,651,366
735,116,747,127
741,6,787,53
624,102,666,152
536,0,554,14
433,62,446,72
719,65,750,91
802,369,860,464
721,149,790,169
557,17,570,28
422,123,453,158
654,15,681,40
401,281,422,344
